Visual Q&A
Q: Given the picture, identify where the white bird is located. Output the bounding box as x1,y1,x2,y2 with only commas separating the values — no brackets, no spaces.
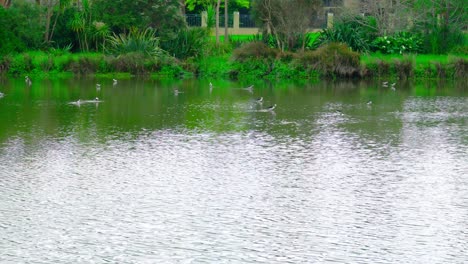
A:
0,92,4,98
25,76,32,86
96,83,101,91
209,82,213,89
266,104,276,111
367,100,373,106
113,79,118,86
390,83,396,91
255,97,263,103
69,99,81,106
243,85,254,93
174,89,183,95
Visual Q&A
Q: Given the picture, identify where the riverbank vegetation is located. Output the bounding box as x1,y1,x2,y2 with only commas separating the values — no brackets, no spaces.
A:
0,0,466,80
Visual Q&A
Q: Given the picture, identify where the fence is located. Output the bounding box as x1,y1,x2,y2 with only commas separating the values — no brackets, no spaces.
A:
185,12,332,35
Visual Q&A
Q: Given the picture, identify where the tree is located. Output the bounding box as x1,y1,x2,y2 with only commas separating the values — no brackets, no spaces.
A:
0,0,12,8
185,0,249,45
224,0,228,43
93,0,186,41
252,0,322,51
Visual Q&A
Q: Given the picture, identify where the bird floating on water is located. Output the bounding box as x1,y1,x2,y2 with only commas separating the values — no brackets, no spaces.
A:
25,76,32,86
69,99,81,105
266,104,276,111
0,92,4,98
96,83,101,91
255,97,263,103
367,100,373,106
243,85,254,93
113,79,118,86
174,89,183,95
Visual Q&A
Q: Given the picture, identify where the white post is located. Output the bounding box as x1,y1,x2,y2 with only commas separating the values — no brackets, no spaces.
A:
201,11,207,27
327,12,334,28
233,11,240,29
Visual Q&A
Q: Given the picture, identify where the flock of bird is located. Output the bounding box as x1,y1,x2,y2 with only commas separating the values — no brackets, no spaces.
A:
67,80,277,112
0,77,395,113
366,81,397,106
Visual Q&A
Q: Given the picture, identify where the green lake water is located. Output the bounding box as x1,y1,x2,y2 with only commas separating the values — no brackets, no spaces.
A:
0,77,467,263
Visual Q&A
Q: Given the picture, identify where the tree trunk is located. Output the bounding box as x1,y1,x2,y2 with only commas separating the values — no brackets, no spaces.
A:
224,0,229,43
44,2,53,43
215,0,221,44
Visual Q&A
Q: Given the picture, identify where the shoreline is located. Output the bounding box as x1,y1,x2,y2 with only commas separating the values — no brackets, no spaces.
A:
1,51,466,80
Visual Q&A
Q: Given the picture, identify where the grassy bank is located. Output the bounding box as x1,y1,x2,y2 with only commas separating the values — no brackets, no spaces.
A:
1,48,467,80
361,54,468,79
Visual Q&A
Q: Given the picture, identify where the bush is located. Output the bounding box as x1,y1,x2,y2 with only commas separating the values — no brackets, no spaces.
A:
106,28,167,58
232,41,278,62
316,16,378,53
372,32,423,54
297,43,360,78
161,28,210,59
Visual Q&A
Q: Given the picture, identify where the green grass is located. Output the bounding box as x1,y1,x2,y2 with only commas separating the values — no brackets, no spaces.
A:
361,53,468,65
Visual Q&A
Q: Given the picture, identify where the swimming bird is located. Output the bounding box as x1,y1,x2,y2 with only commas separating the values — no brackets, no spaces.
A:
390,83,396,91
69,99,81,105
266,104,276,111
96,83,101,91
243,85,254,93
209,82,213,89
255,97,263,103
113,79,118,86
174,89,183,95
382,81,388,86
25,76,32,86
367,100,373,106
0,92,4,98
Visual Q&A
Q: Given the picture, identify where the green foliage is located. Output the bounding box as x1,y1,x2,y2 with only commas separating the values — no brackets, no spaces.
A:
421,25,465,54
449,45,468,55
316,16,378,53
372,32,423,54
106,28,167,59
93,0,186,42
0,2,43,54
205,4,216,29
161,28,210,59
51,8,79,51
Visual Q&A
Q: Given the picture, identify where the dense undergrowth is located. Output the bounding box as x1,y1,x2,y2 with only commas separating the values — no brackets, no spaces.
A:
1,43,466,80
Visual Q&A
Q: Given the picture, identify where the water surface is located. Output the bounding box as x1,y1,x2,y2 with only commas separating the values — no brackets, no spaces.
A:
0,78,467,263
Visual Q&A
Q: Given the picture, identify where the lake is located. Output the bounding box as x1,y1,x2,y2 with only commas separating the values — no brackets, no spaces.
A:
0,77,467,263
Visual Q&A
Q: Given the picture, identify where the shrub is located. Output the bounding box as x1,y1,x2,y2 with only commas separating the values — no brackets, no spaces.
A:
316,15,378,53
161,28,210,59
65,56,100,74
106,28,167,58
372,32,423,54
232,41,278,62
297,43,360,78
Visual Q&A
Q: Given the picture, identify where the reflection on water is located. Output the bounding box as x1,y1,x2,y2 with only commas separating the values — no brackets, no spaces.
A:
0,78,467,263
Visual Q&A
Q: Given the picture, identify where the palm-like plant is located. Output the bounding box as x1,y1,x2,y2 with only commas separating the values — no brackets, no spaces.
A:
106,27,166,58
